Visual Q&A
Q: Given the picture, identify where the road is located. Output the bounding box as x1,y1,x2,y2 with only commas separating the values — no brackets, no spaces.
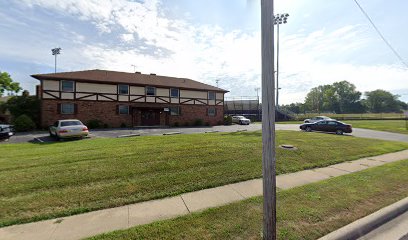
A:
358,211,408,240
2,124,408,144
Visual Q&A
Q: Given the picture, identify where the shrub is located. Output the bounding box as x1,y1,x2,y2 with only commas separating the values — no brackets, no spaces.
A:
103,123,109,128
217,120,223,125
205,122,210,126
224,115,232,125
13,114,36,132
184,122,190,127
87,119,103,129
193,118,204,126
120,123,127,128
173,122,179,127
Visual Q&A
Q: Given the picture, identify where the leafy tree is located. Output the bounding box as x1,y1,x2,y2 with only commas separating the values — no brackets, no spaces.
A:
0,71,21,96
5,92,40,127
364,90,401,113
304,81,364,113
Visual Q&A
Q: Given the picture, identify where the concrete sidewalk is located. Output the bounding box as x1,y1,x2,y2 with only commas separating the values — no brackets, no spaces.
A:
1,149,408,240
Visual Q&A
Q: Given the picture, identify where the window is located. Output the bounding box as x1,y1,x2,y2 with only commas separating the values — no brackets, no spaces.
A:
208,107,216,116
208,91,215,100
60,121,82,127
61,103,75,114
118,84,129,95
328,121,337,126
146,86,156,96
118,105,129,115
170,88,179,98
61,80,74,92
170,106,180,116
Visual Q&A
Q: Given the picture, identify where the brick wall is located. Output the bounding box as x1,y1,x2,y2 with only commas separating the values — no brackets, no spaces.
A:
41,100,224,128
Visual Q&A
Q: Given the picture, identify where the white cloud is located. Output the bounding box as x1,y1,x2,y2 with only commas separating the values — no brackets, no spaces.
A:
8,0,408,103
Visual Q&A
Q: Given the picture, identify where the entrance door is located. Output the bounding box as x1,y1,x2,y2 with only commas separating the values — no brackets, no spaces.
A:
141,110,161,126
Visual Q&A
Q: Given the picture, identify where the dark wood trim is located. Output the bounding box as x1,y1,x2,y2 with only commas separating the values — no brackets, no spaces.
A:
99,94,117,101
35,77,228,93
156,97,170,104
180,99,193,104
76,93,97,100
216,100,224,105
130,96,145,102
43,90,60,99
195,99,207,105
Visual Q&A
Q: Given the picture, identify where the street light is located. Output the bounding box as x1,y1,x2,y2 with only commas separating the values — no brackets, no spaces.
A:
51,47,61,73
273,13,289,109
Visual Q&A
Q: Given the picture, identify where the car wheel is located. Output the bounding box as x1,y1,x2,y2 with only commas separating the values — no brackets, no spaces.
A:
49,130,54,137
239,121,242,125
306,126,312,132
336,129,343,135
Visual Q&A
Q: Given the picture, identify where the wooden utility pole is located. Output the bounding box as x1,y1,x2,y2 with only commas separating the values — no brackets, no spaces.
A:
261,0,276,239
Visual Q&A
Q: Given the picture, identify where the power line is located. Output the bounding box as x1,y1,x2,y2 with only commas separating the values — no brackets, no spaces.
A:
352,0,408,68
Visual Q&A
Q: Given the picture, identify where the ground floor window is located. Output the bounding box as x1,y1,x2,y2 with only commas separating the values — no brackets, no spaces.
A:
208,107,216,116
118,105,129,115
61,103,75,114
170,106,180,116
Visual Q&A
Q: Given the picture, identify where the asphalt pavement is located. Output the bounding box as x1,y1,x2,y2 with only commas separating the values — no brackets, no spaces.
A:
2,124,408,144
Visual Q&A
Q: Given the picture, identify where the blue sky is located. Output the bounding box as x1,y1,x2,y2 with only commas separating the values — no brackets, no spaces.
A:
0,0,407,103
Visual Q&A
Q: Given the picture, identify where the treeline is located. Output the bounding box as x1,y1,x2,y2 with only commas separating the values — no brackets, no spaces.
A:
281,81,408,114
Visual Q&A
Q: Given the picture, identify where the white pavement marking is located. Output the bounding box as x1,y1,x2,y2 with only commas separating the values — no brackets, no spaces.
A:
34,137,44,143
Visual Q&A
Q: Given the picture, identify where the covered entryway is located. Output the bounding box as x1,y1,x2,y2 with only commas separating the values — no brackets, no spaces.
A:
141,109,161,126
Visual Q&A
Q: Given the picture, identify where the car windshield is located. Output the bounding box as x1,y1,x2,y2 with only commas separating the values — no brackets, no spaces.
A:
60,121,82,127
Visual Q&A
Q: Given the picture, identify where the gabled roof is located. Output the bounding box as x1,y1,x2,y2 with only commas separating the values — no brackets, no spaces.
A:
31,69,228,92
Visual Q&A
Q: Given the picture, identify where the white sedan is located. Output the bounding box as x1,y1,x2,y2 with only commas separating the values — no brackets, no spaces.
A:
49,119,89,139
232,116,251,125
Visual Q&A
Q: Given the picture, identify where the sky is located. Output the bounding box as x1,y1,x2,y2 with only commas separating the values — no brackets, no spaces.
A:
0,0,407,103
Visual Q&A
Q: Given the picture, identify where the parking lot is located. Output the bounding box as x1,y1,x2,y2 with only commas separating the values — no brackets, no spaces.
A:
2,123,407,144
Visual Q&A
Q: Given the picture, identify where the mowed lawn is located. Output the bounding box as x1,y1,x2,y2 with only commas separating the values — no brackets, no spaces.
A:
1,131,408,227
89,159,408,240
346,120,408,134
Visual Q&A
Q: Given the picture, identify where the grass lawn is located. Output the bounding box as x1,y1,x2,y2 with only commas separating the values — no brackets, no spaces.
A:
1,131,408,227
88,159,408,240
346,120,408,134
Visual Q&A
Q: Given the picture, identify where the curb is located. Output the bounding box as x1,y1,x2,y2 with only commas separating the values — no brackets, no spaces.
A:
163,132,182,135
318,196,408,240
117,133,141,138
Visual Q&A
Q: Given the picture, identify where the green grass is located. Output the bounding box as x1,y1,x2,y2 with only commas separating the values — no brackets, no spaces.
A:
1,131,407,227
346,120,408,134
88,159,408,240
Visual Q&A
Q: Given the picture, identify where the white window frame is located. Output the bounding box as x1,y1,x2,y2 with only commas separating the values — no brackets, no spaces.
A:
118,105,129,115
61,103,75,114
61,80,74,92
118,84,129,95
146,86,156,96
170,88,179,98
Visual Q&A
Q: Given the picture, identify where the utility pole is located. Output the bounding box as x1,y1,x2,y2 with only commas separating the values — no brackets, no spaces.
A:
51,47,61,73
255,87,261,121
261,0,276,239
215,79,220,87
273,13,289,109
131,64,137,72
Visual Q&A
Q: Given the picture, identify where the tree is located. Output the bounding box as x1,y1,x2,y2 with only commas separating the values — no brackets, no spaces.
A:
0,71,22,96
364,90,401,113
5,92,41,127
304,81,364,113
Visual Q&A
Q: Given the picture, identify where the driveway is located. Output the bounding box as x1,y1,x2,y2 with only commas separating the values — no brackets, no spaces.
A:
2,123,408,144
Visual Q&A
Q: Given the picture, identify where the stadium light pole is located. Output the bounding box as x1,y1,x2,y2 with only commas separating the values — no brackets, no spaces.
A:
51,47,61,73
261,0,276,239
274,13,289,109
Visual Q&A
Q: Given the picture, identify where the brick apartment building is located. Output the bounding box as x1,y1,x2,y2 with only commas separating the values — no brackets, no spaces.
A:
32,70,228,128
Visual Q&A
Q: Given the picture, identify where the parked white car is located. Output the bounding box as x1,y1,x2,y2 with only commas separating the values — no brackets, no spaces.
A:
49,119,89,139
232,116,251,125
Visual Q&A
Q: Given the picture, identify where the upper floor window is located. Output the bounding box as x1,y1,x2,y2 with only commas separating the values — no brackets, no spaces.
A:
170,88,179,98
118,84,129,95
61,80,74,92
208,91,215,100
61,103,75,114
146,86,156,96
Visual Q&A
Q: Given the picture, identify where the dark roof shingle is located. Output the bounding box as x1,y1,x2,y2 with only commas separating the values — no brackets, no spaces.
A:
31,69,228,92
